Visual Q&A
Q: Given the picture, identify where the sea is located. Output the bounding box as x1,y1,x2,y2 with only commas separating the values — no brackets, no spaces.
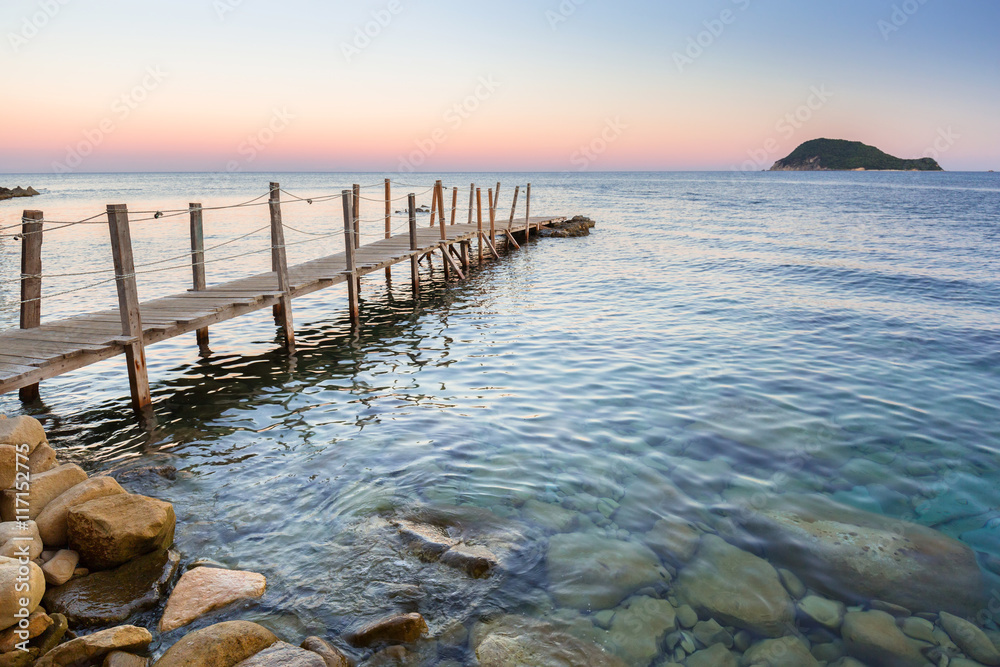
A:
1,171,999,661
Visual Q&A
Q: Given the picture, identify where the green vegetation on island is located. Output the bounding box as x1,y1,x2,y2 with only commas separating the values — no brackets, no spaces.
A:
770,139,943,172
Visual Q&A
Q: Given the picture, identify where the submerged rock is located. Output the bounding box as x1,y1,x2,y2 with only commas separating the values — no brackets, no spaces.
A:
607,596,677,665
348,613,428,648
674,535,794,638
546,532,670,610
743,636,820,667
471,615,626,667
938,611,1000,665
727,493,987,617
613,469,697,533
43,549,179,628
840,610,931,667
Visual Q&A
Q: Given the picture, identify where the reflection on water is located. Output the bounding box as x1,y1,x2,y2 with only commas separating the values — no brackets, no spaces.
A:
2,172,1000,663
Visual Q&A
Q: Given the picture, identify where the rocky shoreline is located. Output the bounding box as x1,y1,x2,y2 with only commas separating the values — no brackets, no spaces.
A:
0,187,39,201
3,413,1000,666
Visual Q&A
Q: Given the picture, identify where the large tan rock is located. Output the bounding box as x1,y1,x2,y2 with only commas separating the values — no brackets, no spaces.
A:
36,476,126,547
0,555,45,632
300,637,351,667
0,463,87,522
42,549,79,586
0,445,15,490
159,567,266,632
0,416,46,454
34,624,152,667
675,535,795,638
68,493,175,570
0,609,52,652
0,520,42,560
731,493,987,617
841,610,931,667
103,652,150,667
233,642,325,667
28,442,57,475
939,612,1000,666
153,621,278,667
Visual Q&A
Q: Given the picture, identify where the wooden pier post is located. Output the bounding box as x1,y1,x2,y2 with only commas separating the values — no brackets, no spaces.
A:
106,204,152,413
269,184,296,353
438,181,450,280
476,188,484,265
384,179,392,282
504,186,522,250
342,190,360,323
525,183,532,238
18,211,43,402
450,187,458,226
488,188,496,247
429,184,438,227
352,184,361,249
189,203,210,352
408,193,420,297
468,184,475,225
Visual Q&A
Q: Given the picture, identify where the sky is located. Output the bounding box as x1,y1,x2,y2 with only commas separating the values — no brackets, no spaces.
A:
1,0,998,173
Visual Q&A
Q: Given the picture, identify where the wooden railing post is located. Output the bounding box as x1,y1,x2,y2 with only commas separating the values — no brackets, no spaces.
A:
450,187,458,226
384,179,392,282
189,203,210,352
352,184,361,250
488,188,496,247
18,210,43,402
438,181,450,281
467,183,475,225
408,193,419,297
342,190,360,323
106,204,152,413
269,183,296,353
525,183,532,237
476,188,484,265
508,185,520,230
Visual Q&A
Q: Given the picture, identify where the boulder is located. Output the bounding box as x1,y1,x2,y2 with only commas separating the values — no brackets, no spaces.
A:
0,556,45,631
0,416,46,454
607,596,677,665
36,476,126,547
152,621,279,667
840,610,931,667
300,637,351,667
0,609,52,652
546,532,670,610
103,652,150,667
0,520,42,560
674,535,794,638
0,445,15,490
159,567,266,632
0,463,87,522
43,549,178,628
34,625,152,667
938,612,1000,666
729,493,987,617
42,549,79,586
68,493,175,570
539,216,596,238
348,613,427,648
743,637,820,667
233,642,325,666
32,611,67,657
28,442,57,475
471,615,626,667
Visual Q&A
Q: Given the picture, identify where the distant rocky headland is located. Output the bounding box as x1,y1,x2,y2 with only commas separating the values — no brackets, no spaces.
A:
771,139,943,172
0,186,40,201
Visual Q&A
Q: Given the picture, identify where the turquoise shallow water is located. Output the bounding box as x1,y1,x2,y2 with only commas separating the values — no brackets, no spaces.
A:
1,171,999,661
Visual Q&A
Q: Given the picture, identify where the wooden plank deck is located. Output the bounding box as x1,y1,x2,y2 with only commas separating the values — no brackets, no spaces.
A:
0,216,564,396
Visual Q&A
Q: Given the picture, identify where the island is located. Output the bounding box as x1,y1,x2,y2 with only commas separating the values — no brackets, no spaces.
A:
770,139,942,172
0,186,40,201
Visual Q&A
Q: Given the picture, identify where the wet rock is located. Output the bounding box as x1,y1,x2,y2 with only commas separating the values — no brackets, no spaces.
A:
28,442,57,475
111,465,178,484
871,600,912,617
675,535,794,638
0,556,45,631
546,532,670,610
41,549,79,586
0,609,51,652
901,616,936,644
607,596,676,664
798,595,845,630
300,637,351,667
348,613,427,648
521,499,578,532
777,568,806,600
0,520,42,560
743,636,820,667
68,493,175,570
840,610,931,667
153,621,278,667
36,476,126,547
0,651,34,667
812,639,846,663
32,612,67,656
613,469,696,532
692,618,732,648
0,416,46,454
43,549,178,628
686,643,737,667
34,625,151,667
0,446,15,490
539,216,596,238
675,604,698,629
730,493,987,617
939,612,1000,665
471,615,626,667
1,464,87,522
234,641,325,667
103,652,150,667
645,516,701,564
160,567,266,632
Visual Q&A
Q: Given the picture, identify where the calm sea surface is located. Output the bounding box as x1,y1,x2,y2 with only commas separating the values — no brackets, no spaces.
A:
1,171,999,659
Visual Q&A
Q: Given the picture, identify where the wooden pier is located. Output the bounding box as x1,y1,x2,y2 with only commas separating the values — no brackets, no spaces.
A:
0,180,564,414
